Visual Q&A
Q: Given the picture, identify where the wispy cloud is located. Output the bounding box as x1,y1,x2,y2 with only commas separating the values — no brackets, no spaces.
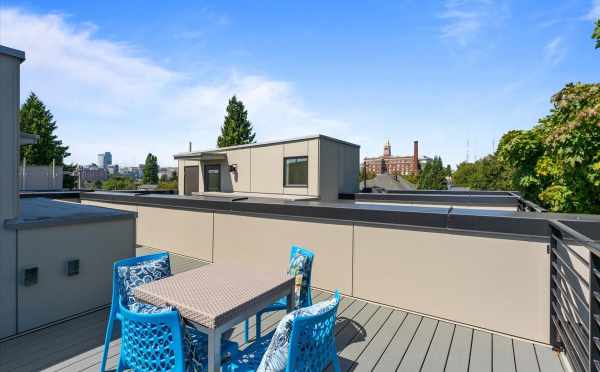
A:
438,0,501,47
0,8,351,166
544,36,566,65
584,0,600,20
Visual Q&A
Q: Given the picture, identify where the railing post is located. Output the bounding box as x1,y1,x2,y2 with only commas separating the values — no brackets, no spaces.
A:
590,252,600,371
549,226,560,349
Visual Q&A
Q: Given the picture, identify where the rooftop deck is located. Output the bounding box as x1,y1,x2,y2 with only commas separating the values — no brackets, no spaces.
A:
0,247,567,372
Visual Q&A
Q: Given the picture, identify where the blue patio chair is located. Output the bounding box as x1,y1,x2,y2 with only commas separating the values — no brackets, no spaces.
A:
100,251,170,372
244,246,314,342
226,291,341,372
116,300,187,371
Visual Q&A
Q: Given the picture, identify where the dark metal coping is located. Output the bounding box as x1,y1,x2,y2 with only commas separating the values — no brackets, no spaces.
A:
20,191,81,200
339,192,520,207
76,191,600,240
5,198,137,230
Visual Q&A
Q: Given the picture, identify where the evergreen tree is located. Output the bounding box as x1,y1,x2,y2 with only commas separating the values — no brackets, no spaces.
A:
593,19,600,49
20,92,70,165
217,96,256,147
417,156,448,190
143,153,159,184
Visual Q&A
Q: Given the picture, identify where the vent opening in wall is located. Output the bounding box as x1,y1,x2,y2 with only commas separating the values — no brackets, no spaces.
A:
23,267,38,286
66,259,80,276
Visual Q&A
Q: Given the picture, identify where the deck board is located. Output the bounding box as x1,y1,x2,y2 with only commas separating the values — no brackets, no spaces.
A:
350,310,407,372
396,317,438,371
514,339,541,372
420,321,454,372
493,334,516,372
336,307,393,371
469,330,492,372
445,325,473,372
0,247,567,372
373,313,422,371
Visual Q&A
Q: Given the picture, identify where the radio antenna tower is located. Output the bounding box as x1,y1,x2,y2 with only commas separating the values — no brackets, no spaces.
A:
466,139,470,163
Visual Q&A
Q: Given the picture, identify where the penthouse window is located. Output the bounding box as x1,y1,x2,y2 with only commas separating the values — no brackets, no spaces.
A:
284,156,308,186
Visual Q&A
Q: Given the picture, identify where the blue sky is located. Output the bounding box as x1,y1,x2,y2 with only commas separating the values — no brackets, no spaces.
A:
0,1,598,167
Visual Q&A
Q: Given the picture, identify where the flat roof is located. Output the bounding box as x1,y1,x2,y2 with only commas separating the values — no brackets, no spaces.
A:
0,45,26,62
174,134,360,159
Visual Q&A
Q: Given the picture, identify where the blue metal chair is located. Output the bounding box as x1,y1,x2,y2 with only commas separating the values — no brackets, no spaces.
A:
100,251,170,372
244,246,314,342
116,300,188,372
226,291,341,372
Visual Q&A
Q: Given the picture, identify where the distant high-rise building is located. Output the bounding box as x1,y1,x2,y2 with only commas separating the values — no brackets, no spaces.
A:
97,152,112,168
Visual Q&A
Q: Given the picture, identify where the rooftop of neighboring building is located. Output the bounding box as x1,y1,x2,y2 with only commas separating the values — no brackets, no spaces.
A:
174,134,360,159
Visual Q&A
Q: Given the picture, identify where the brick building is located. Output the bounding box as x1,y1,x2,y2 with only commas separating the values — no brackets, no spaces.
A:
363,140,424,176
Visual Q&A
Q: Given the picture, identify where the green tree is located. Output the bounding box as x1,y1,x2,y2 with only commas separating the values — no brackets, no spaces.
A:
20,92,70,165
593,19,600,49
217,96,256,147
102,176,136,190
452,162,477,187
158,180,178,190
452,155,512,191
417,156,448,190
359,167,376,182
498,83,600,213
143,153,159,184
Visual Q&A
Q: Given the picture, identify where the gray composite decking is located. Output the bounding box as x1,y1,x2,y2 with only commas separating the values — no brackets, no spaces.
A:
0,247,567,372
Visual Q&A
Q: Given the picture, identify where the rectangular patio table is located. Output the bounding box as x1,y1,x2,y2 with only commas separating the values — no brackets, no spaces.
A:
134,262,296,372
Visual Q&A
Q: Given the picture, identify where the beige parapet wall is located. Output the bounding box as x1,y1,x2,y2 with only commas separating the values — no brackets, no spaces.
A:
82,200,550,343
16,219,135,332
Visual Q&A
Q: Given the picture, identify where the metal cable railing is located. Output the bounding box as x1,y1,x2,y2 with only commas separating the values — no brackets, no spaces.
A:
549,220,600,372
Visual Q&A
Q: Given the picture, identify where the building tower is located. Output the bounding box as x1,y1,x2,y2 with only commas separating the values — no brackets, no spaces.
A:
413,140,419,175
383,140,391,157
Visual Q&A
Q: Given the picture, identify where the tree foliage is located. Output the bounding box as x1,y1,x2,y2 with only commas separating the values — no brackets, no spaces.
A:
498,83,600,213
158,180,178,190
359,167,376,182
217,96,256,147
417,156,448,190
20,92,70,165
102,176,136,190
452,155,512,190
143,153,159,184
593,19,600,49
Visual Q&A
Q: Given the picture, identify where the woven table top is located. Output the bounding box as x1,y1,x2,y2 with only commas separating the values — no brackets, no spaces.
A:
134,263,294,329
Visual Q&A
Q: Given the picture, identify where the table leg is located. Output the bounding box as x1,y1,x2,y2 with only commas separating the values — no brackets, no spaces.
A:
207,329,222,372
286,286,295,313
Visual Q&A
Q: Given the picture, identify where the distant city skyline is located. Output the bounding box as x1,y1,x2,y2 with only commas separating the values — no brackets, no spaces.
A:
1,1,598,167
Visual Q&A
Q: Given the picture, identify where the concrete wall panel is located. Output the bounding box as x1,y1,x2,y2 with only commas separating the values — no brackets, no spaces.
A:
17,219,135,332
137,206,213,261
308,139,319,196
250,145,284,194
213,213,353,294
0,52,21,338
353,225,549,343
318,139,339,201
225,148,250,192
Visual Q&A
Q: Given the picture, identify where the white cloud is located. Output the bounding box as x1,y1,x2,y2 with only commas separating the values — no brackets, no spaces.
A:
438,0,501,47
584,0,600,20
0,8,351,166
544,37,566,65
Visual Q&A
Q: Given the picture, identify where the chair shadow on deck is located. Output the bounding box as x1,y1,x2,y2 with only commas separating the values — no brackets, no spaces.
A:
334,317,367,352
